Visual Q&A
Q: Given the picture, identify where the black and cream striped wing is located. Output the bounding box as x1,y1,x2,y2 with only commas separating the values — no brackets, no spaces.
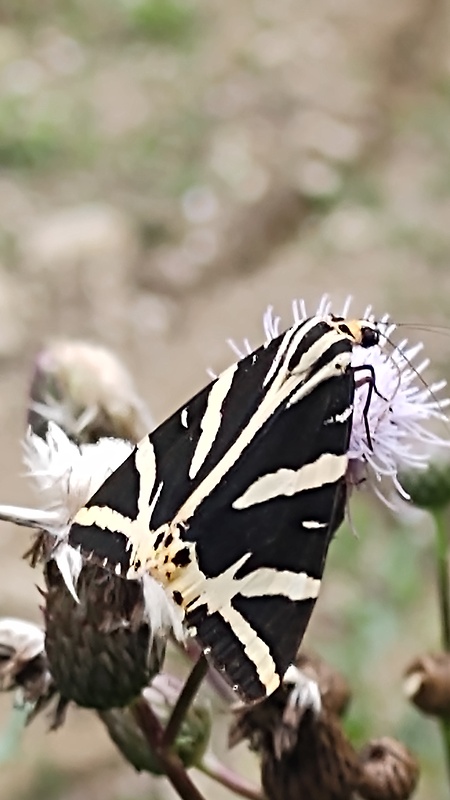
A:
69,319,355,701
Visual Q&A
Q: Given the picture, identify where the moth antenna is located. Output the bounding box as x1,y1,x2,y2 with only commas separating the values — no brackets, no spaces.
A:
392,323,450,335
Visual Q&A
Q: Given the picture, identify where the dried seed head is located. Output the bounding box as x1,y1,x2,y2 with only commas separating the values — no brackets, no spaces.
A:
29,339,152,444
358,737,419,800
404,652,450,717
99,673,212,775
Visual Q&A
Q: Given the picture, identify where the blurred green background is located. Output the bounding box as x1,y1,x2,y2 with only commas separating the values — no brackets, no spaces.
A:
0,0,449,797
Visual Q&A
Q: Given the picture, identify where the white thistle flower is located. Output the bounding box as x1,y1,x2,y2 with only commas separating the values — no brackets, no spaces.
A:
22,421,134,536
231,295,450,504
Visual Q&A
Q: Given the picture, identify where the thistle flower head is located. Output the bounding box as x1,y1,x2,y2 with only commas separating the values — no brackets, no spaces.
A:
232,295,449,505
23,421,133,537
29,339,153,443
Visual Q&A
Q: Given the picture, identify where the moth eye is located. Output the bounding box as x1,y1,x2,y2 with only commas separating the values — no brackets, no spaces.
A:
164,533,173,546
173,590,183,605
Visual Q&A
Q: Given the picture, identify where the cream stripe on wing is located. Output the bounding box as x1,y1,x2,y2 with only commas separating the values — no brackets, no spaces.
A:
189,361,238,480
135,436,157,527
238,567,321,600
219,604,280,694
232,453,347,510
303,520,328,529
174,347,351,524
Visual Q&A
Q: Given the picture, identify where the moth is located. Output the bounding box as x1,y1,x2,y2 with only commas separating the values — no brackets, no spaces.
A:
69,313,380,702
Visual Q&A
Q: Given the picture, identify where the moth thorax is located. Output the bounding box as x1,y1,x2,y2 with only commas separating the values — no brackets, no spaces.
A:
328,315,380,349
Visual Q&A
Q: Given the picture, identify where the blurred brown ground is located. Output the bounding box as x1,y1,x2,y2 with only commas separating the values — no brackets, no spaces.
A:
0,0,449,797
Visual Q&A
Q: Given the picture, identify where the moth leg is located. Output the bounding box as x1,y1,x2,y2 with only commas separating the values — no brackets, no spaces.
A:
352,364,387,451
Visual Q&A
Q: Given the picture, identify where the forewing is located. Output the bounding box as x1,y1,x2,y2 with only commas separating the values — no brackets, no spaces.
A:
173,371,354,700
69,318,354,701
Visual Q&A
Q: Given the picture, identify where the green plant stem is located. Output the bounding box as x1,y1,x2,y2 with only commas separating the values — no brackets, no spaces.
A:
433,507,450,783
435,508,450,649
199,752,264,800
133,698,206,800
162,654,209,749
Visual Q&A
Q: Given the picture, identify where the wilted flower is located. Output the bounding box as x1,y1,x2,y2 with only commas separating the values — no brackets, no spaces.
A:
0,617,57,722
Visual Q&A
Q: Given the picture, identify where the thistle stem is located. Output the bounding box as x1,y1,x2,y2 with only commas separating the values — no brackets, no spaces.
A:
433,507,450,782
199,752,264,800
133,698,206,800
162,654,209,749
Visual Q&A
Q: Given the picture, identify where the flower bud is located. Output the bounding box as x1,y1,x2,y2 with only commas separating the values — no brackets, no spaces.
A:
358,737,419,800
401,462,450,511
404,652,450,717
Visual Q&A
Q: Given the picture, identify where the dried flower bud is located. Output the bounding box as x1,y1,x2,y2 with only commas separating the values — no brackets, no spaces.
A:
230,653,360,800
401,462,450,511
404,652,450,717
99,673,212,775
358,737,419,800
0,617,56,716
296,652,351,717
261,707,361,800
28,339,152,444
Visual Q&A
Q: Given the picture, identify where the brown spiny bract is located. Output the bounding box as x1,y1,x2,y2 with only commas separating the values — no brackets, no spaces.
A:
44,559,163,710
404,652,450,717
357,738,419,800
261,706,361,800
